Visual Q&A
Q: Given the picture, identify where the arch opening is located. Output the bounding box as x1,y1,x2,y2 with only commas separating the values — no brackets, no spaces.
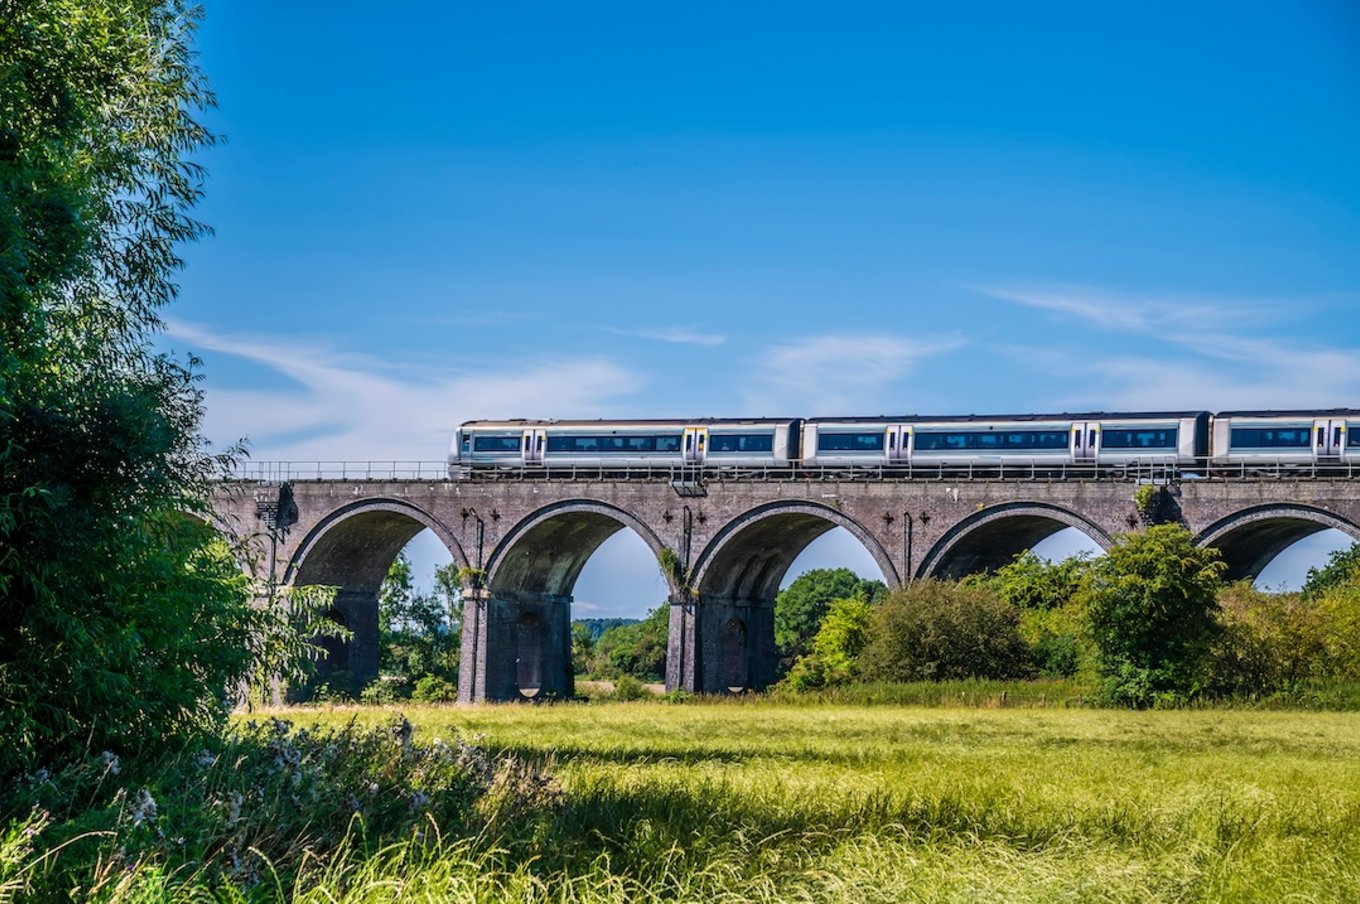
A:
919,503,1111,581
1255,529,1357,591
683,502,894,694
477,501,673,700
1197,507,1360,585
286,500,465,700
781,527,890,590
695,505,896,605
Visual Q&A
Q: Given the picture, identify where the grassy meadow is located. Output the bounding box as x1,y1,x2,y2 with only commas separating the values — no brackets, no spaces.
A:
203,696,1360,903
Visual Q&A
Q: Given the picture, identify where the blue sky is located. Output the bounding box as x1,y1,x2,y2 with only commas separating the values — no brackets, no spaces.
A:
170,2,1360,615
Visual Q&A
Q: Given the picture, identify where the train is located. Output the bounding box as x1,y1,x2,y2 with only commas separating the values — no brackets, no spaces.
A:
448,410,1360,475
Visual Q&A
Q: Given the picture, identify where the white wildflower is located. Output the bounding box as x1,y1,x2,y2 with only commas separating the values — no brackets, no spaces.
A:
130,789,157,827
227,792,242,828
102,751,121,776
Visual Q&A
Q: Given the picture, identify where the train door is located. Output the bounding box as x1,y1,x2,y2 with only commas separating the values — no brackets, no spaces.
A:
1314,418,1344,463
886,425,909,465
1070,421,1099,463
522,428,546,466
683,426,708,465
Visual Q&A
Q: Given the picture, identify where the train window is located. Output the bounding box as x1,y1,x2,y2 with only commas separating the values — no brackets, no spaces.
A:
914,430,1068,451
1229,427,1311,448
473,436,522,453
1101,428,1177,449
710,434,775,453
818,432,885,452
1350,427,1360,448
545,434,682,453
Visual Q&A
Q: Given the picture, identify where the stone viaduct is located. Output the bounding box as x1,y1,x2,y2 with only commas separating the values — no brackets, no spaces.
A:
209,472,1360,702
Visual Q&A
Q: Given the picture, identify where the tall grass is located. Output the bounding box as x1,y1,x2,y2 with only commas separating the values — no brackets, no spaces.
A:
6,700,1360,901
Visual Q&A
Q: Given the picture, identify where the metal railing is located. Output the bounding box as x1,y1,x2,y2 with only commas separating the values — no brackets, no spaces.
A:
225,457,1360,484
230,461,451,482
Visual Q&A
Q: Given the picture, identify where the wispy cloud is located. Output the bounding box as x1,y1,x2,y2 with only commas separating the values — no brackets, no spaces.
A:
605,326,727,346
741,333,965,415
975,282,1290,333
167,320,643,462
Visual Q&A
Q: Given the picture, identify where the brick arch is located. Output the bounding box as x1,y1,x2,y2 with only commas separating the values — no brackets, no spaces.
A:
917,501,1112,580
485,499,675,599
280,497,467,699
286,497,469,588
1196,504,1360,582
691,501,898,603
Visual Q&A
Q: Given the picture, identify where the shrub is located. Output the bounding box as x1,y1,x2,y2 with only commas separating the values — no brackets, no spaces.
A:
610,675,653,701
783,595,875,691
1083,525,1224,706
857,581,1034,682
412,675,459,703
775,569,887,671
588,606,668,683
2,717,513,896
359,676,411,705
1210,583,1328,695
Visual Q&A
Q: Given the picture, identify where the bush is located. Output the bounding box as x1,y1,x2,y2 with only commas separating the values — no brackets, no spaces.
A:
986,551,1094,679
1083,525,1224,706
775,569,887,671
857,581,1034,682
587,606,668,683
0,717,544,897
610,674,653,701
1210,583,1328,695
412,675,459,703
783,595,875,691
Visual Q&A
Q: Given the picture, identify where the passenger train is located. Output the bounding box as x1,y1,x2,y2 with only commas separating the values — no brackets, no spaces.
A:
449,410,1360,476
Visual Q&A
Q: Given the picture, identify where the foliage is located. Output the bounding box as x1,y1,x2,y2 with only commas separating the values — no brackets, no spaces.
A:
986,550,1090,612
375,554,461,692
609,674,653,701
0,0,334,779
657,547,685,589
1083,525,1225,706
0,716,545,897
980,550,1095,678
1210,582,1329,695
783,595,874,690
411,675,459,703
856,580,1034,682
1302,542,1360,601
573,618,639,642
585,605,668,683
774,568,887,671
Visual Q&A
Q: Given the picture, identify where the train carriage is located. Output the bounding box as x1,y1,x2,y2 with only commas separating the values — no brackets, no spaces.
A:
1211,410,1360,467
801,412,1208,470
450,418,800,475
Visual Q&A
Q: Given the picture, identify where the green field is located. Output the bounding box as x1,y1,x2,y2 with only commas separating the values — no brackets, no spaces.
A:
247,699,1360,902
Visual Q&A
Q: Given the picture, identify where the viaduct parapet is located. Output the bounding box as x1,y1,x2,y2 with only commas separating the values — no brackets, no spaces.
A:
209,474,1360,702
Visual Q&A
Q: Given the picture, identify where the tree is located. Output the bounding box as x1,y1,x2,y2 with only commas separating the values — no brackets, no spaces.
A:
377,554,460,688
588,605,668,683
857,580,1033,683
0,1,264,777
774,568,887,670
783,595,874,690
1082,525,1225,706
983,551,1093,678
1301,543,1360,601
